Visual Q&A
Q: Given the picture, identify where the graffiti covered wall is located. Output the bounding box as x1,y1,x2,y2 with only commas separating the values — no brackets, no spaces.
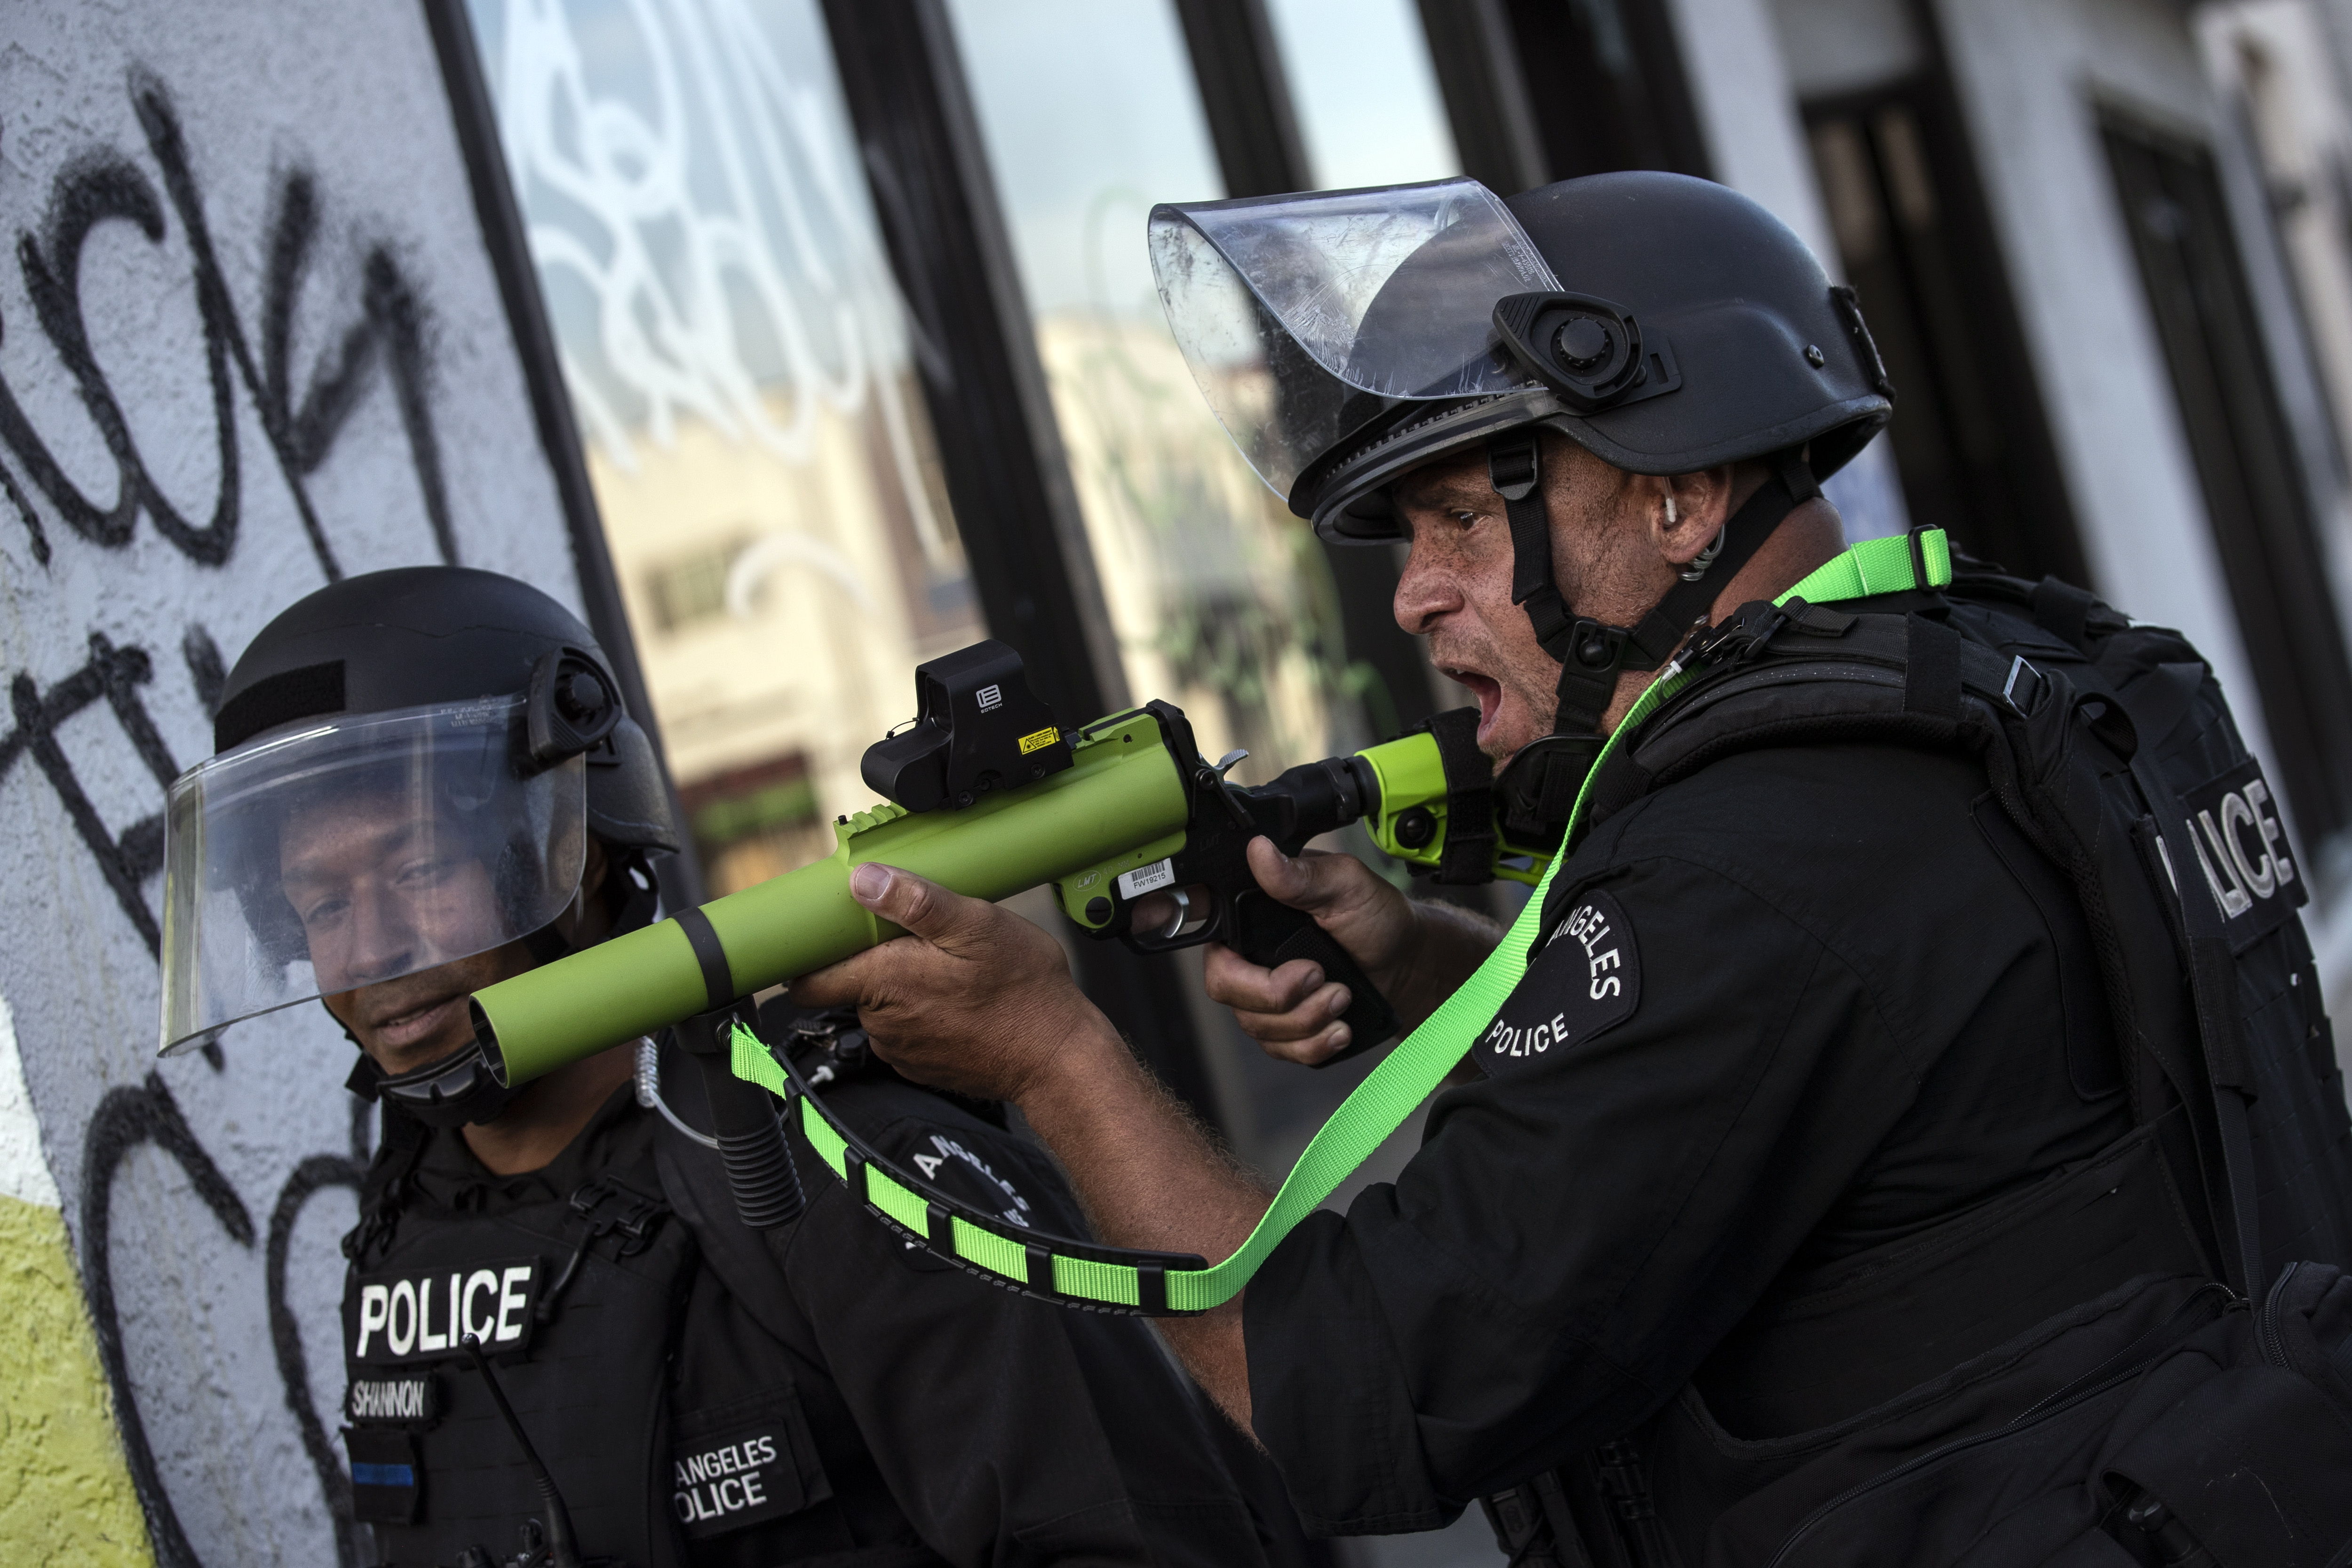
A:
0,4,588,1562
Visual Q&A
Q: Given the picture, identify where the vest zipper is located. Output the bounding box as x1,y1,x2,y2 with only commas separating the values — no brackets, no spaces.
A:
2254,1259,2301,1370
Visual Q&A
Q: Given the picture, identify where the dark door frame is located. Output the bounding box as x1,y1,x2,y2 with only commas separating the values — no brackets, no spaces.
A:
1799,71,2089,586
819,0,1236,1126
1172,0,1449,743
2102,108,2352,856
421,0,706,904
1416,0,1710,190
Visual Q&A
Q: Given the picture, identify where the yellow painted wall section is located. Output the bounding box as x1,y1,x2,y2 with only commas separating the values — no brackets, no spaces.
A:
0,1193,152,1567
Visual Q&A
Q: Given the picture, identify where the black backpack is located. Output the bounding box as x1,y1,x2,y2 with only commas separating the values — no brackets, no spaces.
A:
1488,567,2352,1567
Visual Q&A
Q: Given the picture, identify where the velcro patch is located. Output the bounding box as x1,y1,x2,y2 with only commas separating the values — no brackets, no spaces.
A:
343,1426,421,1524
671,1390,822,1537
1478,888,1639,1075
2179,758,2306,950
345,1373,437,1426
345,1257,540,1366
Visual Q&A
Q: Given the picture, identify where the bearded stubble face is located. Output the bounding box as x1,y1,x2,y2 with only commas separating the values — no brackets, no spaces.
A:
1390,435,1672,766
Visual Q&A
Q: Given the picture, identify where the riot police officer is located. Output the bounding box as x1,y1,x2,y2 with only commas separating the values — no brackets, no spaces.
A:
786,173,2352,1563
159,566,1276,1567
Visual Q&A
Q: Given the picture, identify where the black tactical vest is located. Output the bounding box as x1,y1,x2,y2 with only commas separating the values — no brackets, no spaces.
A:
342,1096,700,1568
341,1089,858,1568
1481,569,2352,1567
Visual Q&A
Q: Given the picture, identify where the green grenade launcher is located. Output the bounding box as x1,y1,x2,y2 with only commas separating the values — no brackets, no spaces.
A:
467,641,1546,1315
470,639,1547,1091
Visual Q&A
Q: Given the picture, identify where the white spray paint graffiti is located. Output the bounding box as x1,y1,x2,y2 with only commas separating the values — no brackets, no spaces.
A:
478,0,953,572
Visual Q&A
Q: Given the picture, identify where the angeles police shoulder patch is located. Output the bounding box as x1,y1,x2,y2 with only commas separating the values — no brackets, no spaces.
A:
1477,887,1639,1077
866,1117,1043,1274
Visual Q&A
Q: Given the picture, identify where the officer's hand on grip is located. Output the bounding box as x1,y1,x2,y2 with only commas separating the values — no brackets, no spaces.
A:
1197,838,1501,1065
793,862,1101,1103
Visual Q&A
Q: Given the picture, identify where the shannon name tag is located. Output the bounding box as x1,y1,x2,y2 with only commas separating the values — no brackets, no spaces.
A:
345,1374,438,1425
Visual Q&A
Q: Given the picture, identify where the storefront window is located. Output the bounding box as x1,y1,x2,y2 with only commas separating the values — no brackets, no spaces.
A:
942,0,1372,784
1263,0,1460,188
465,0,982,893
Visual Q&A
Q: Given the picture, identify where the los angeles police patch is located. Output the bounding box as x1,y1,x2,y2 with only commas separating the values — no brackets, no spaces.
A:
1477,887,1639,1075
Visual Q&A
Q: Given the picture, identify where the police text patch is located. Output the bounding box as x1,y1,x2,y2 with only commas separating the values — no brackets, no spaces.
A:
346,1374,437,1426
2179,758,2306,951
345,1256,540,1365
671,1390,820,1537
1478,888,1639,1075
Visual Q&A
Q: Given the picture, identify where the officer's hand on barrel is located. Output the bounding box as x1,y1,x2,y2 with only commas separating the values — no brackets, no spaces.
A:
794,862,1098,1103
1199,838,1424,1066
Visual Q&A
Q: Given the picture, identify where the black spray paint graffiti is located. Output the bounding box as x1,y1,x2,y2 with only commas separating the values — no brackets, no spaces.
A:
0,631,198,956
0,71,458,577
0,68,479,1568
81,1074,370,1568
5,622,379,1567
79,1074,254,1568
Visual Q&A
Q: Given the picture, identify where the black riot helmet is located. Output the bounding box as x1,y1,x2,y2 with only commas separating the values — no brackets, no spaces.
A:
160,567,680,1124
1152,173,1895,839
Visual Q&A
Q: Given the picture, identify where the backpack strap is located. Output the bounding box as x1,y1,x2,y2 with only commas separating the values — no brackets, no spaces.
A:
2124,747,2267,1295
1590,594,2270,1294
1423,706,1497,886
2031,575,2099,652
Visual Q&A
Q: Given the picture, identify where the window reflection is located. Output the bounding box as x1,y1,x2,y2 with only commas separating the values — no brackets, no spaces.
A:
943,0,1373,784
943,0,1481,1178
1263,0,1460,188
467,0,981,893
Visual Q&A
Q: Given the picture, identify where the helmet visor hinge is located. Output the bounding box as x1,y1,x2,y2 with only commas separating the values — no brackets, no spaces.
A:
526,647,623,770
1493,292,1683,415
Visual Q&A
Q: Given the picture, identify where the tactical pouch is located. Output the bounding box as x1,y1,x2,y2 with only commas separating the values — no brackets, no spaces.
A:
1742,1261,2352,1567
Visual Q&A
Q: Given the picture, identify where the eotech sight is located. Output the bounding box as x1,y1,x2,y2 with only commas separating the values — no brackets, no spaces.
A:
469,639,1549,1090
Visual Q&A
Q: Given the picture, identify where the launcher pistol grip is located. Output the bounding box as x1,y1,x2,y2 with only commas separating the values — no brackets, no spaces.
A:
1051,709,1402,1062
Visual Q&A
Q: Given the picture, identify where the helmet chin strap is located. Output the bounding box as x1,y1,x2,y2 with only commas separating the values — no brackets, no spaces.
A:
342,851,664,1129
1487,432,1819,844
347,1041,519,1129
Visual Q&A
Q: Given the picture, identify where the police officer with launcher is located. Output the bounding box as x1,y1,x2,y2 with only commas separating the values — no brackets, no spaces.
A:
159,567,1279,1567
786,173,2352,1563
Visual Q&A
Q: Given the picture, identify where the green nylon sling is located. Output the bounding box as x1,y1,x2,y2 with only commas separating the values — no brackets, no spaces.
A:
733,528,1954,1313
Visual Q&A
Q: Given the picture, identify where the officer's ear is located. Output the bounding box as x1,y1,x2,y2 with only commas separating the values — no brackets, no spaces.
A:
1651,463,1747,568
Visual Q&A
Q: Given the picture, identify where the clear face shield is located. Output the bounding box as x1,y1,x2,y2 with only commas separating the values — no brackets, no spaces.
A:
1147,178,1566,502
159,697,588,1056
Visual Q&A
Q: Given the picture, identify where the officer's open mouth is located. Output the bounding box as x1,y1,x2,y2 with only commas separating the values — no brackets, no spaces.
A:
1440,666,1503,738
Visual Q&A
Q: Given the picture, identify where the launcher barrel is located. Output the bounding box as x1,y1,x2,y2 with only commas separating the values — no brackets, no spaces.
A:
475,710,1189,1085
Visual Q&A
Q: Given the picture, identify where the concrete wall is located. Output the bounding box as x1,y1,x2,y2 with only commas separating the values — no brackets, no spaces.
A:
1678,0,2352,1021
1666,0,1915,541
1929,0,2352,1014
0,5,585,1562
